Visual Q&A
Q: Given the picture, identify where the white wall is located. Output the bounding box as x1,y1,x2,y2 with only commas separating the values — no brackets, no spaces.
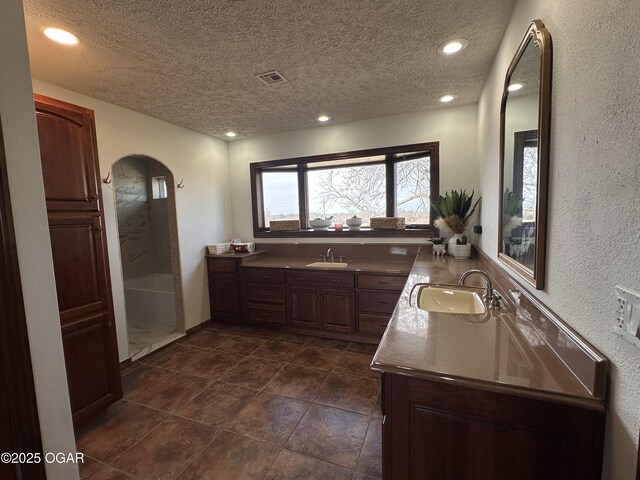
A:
478,1,640,478
33,80,232,360
228,104,479,243
0,1,78,478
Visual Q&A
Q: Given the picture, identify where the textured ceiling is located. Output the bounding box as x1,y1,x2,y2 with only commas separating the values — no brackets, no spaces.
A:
23,0,516,140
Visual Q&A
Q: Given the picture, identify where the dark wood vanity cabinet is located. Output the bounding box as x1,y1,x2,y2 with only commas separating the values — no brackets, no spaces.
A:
357,273,407,337
286,270,356,333
35,95,121,426
244,267,286,326
381,373,606,480
207,257,242,323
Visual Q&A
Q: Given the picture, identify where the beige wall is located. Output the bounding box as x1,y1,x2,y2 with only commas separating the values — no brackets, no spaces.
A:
0,1,78,478
33,80,232,360
228,103,480,243
478,1,640,477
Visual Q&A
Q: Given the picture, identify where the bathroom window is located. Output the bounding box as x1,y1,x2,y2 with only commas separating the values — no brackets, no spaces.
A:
261,170,300,227
250,142,439,237
151,176,167,199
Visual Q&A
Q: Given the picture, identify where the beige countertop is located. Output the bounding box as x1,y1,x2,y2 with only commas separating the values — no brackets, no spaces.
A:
242,256,413,274
371,247,605,408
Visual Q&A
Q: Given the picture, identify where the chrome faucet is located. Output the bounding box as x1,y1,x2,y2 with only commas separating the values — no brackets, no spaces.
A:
459,270,502,308
326,248,335,263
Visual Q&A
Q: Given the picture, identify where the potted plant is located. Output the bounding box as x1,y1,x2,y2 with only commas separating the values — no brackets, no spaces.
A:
430,237,447,256
450,235,472,260
431,189,481,257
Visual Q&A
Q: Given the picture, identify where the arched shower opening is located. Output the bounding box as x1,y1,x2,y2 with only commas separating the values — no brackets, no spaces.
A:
112,155,185,360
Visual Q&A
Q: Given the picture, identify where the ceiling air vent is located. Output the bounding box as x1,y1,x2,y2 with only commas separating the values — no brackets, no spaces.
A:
256,70,288,85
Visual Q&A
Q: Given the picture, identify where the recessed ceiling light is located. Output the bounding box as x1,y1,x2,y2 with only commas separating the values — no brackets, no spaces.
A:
437,39,469,55
508,82,525,92
43,27,79,45
439,94,457,103
224,131,238,138
317,115,331,122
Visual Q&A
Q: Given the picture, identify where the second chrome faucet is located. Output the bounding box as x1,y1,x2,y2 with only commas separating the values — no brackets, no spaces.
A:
459,269,502,309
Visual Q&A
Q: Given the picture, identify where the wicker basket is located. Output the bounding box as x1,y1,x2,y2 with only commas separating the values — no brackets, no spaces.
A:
269,219,300,231
370,217,406,230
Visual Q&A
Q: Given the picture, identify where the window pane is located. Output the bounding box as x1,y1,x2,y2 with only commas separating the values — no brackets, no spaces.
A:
151,176,167,199
262,171,299,227
522,145,538,222
307,163,386,225
395,156,431,224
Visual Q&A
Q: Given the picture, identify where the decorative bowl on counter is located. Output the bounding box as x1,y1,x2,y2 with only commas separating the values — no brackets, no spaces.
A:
346,216,363,229
309,218,332,230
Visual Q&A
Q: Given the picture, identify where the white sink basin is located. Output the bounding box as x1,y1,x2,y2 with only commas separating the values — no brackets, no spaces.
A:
305,262,349,268
416,285,486,314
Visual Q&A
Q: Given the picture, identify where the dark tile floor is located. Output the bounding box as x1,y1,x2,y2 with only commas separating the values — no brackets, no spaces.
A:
78,323,382,480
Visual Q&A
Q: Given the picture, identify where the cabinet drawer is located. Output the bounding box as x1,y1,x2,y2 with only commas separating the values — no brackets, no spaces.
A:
287,270,355,288
247,303,286,325
358,314,390,336
245,268,285,285
358,273,407,291
207,258,237,273
246,284,286,304
358,291,401,315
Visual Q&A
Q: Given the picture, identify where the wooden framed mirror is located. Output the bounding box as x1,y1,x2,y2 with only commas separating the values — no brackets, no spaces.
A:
498,19,552,289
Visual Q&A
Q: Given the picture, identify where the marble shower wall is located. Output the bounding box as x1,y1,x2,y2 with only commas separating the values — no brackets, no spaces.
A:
114,156,172,279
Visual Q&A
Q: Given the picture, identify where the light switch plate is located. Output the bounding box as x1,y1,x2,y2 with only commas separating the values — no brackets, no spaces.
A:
614,286,640,349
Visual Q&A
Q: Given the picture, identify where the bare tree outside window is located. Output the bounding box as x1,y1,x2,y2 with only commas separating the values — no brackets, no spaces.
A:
522,146,537,222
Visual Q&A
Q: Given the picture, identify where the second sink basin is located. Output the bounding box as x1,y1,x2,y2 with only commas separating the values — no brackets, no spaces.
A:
416,285,486,314
305,262,349,268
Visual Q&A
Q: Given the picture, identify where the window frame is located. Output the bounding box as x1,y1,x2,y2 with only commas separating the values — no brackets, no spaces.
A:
250,142,439,238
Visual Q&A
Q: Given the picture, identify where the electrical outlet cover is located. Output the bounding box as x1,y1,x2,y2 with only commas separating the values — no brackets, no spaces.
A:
614,286,640,349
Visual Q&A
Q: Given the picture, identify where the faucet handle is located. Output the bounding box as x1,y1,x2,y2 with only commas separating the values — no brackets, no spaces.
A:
320,255,326,263
339,255,346,263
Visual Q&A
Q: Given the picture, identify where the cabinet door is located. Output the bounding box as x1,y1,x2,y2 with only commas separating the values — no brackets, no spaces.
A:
61,311,120,425
35,96,100,211
209,274,240,316
321,288,356,333
48,212,110,322
384,374,606,480
287,287,320,329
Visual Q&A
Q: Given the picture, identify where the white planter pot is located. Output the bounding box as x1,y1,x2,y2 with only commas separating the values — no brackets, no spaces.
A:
450,243,472,260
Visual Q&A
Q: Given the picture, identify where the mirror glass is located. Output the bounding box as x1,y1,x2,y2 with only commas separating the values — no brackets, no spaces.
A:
499,20,551,289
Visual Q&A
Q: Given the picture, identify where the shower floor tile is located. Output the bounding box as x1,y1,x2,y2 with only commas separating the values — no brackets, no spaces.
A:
128,321,184,361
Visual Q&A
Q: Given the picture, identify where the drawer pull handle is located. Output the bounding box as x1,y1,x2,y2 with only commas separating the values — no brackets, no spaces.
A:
378,301,389,306
258,275,268,280
331,279,340,284
378,281,389,285
297,277,306,281
259,292,269,297
261,312,271,317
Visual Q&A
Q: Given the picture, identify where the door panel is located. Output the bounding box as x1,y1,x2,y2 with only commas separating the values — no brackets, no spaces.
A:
288,287,320,328
35,97,99,211
48,213,109,321
61,311,119,423
321,288,356,333
210,274,240,316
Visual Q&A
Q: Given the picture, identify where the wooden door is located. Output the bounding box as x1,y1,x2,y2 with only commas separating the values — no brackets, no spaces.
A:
321,288,356,333
287,287,320,328
0,121,45,479
209,274,241,316
34,95,100,211
35,95,121,426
